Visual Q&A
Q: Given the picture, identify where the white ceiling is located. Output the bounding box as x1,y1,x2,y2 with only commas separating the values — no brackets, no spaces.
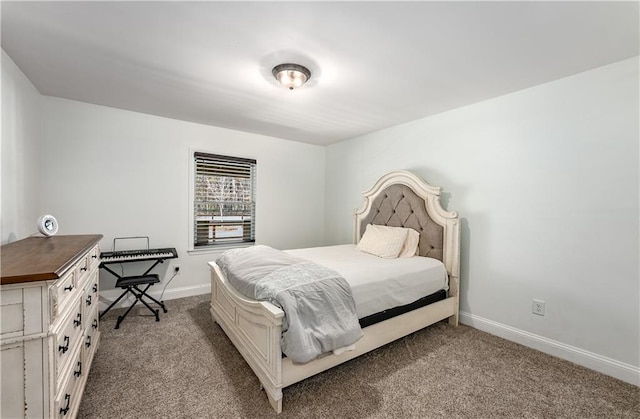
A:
2,1,638,146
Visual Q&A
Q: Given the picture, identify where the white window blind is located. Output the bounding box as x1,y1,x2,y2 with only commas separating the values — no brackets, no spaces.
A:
194,152,256,248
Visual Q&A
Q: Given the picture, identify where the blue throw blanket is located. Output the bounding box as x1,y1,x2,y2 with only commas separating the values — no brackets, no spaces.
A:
216,245,362,363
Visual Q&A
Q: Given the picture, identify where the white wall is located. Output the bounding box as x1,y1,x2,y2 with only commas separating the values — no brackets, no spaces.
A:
40,97,326,297
1,50,42,244
325,58,639,382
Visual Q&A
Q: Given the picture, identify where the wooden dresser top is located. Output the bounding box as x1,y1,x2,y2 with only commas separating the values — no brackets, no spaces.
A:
1,234,103,285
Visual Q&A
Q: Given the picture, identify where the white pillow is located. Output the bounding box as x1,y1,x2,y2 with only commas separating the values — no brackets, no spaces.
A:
398,228,420,258
357,224,409,258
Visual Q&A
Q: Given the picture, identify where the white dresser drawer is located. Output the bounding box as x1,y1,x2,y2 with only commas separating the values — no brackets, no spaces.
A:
88,243,101,271
82,270,99,317
50,270,76,322
75,255,91,290
55,344,83,419
54,298,84,388
84,305,100,366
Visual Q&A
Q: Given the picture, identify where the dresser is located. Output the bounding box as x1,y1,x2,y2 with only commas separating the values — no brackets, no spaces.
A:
1,234,102,419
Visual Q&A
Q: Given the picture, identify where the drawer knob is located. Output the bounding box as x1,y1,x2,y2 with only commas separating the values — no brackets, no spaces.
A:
86,295,92,306
80,267,87,272
58,336,70,354
74,313,82,327
92,254,98,259
92,283,98,293
85,335,92,348
60,394,71,415
92,319,98,329
74,361,82,377
64,285,73,292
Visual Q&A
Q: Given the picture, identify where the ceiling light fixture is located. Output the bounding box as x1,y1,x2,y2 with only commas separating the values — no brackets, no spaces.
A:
272,63,311,90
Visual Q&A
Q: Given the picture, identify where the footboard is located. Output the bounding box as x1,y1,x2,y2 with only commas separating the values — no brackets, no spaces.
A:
208,262,285,413
210,258,457,414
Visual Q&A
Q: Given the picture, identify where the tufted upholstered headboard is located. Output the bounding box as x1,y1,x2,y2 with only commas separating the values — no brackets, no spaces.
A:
354,170,460,279
359,183,444,260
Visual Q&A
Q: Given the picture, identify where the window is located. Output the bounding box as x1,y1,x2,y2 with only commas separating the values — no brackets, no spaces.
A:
193,152,256,248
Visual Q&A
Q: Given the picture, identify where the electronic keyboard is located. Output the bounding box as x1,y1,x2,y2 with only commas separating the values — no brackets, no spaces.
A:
100,247,178,263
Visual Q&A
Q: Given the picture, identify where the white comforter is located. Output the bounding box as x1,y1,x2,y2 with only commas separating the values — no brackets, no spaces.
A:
286,244,448,319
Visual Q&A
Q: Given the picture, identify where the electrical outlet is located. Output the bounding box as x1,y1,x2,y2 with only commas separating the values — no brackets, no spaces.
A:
532,299,545,316
173,265,181,275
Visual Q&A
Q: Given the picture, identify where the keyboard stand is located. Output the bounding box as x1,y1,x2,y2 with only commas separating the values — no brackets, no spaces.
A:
100,274,168,329
99,237,176,329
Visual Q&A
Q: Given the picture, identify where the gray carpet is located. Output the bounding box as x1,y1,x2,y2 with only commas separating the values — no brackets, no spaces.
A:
78,294,639,418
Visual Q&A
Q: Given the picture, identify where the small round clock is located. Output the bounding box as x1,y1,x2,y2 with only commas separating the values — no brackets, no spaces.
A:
37,214,59,236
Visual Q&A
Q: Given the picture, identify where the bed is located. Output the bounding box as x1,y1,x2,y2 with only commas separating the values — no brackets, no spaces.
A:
208,170,460,413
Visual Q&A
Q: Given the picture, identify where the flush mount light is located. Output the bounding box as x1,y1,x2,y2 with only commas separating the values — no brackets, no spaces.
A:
272,63,311,90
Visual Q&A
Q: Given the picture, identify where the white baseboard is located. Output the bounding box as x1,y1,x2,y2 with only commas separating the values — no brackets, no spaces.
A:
459,311,639,387
98,283,211,312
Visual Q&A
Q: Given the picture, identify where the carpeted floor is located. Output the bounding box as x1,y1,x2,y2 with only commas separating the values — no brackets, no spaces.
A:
78,294,639,418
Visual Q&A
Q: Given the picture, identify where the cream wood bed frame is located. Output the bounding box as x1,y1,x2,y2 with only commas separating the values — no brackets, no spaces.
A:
209,170,460,413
